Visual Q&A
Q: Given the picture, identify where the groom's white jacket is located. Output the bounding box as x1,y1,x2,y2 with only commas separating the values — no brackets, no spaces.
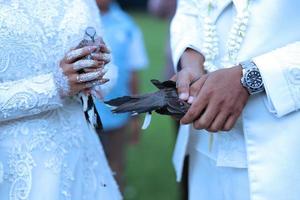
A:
171,0,300,200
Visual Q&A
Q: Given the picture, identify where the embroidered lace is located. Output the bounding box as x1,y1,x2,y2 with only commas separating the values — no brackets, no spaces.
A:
0,0,121,199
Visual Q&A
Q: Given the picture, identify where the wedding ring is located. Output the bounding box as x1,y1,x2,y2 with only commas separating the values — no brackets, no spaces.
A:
76,71,104,83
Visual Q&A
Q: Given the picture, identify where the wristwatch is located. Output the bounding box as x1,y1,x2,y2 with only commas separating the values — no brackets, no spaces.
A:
240,60,265,95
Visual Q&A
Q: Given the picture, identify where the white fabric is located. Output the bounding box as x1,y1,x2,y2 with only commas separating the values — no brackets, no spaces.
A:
189,148,250,200
171,0,300,200
254,42,300,117
0,1,121,199
243,94,300,200
172,125,191,182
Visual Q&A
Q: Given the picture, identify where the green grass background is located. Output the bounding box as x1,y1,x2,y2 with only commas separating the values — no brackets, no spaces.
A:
124,12,180,200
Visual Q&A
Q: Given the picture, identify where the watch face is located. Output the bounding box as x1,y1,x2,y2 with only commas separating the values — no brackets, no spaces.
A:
245,69,263,89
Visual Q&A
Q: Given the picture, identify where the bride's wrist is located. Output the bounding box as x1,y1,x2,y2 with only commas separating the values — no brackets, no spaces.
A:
54,66,70,98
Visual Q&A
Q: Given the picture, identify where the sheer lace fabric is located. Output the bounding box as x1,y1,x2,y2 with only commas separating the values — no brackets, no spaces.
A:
0,0,121,199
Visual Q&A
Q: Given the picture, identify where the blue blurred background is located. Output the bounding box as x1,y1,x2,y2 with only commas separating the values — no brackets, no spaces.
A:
97,1,182,200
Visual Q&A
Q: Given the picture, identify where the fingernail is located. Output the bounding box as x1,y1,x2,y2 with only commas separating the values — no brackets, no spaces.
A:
101,78,109,83
180,120,187,125
105,46,111,53
179,93,189,100
188,96,194,104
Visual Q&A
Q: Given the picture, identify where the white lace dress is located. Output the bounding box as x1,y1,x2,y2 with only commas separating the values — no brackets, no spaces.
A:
0,0,121,199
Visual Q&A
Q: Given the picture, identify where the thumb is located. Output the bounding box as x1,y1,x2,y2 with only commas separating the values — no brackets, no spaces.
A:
188,75,207,104
170,74,177,82
176,70,191,100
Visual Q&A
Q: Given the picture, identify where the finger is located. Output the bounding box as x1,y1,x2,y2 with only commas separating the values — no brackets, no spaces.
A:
93,37,105,47
72,59,102,71
65,46,97,63
207,112,230,132
91,88,104,100
170,75,177,82
93,37,111,53
76,78,109,92
90,53,111,63
193,101,219,130
83,66,105,73
176,70,191,100
70,70,106,84
188,76,207,104
98,43,111,54
82,78,109,89
222,115,239,132
180,91,208,124
83,88,91,95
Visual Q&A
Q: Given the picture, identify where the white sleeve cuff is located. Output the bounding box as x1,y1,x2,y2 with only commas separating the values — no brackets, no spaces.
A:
253,42,300,117
0,73,63,122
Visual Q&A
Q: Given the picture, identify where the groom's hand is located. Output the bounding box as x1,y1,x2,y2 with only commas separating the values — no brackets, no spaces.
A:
181,66,249,132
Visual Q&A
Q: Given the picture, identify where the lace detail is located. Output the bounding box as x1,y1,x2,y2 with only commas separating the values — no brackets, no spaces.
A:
60,164,75,200
285,67,300,109
0,74,62,122
0,0,121,199
54,67,70,97
8,146,35,200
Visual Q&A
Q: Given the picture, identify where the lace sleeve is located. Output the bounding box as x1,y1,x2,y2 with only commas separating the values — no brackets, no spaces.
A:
0,73,63,122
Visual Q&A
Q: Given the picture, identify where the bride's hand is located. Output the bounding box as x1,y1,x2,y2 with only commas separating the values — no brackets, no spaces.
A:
57,46,108,97
83,43,111,73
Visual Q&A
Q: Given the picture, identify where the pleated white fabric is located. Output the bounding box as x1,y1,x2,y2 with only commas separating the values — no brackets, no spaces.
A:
189,148,250,200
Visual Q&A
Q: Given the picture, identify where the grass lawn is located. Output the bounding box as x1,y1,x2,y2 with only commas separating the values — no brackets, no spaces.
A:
124,12,181,200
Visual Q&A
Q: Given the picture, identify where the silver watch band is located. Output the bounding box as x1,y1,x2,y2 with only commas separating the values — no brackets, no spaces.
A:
240,60,265,95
